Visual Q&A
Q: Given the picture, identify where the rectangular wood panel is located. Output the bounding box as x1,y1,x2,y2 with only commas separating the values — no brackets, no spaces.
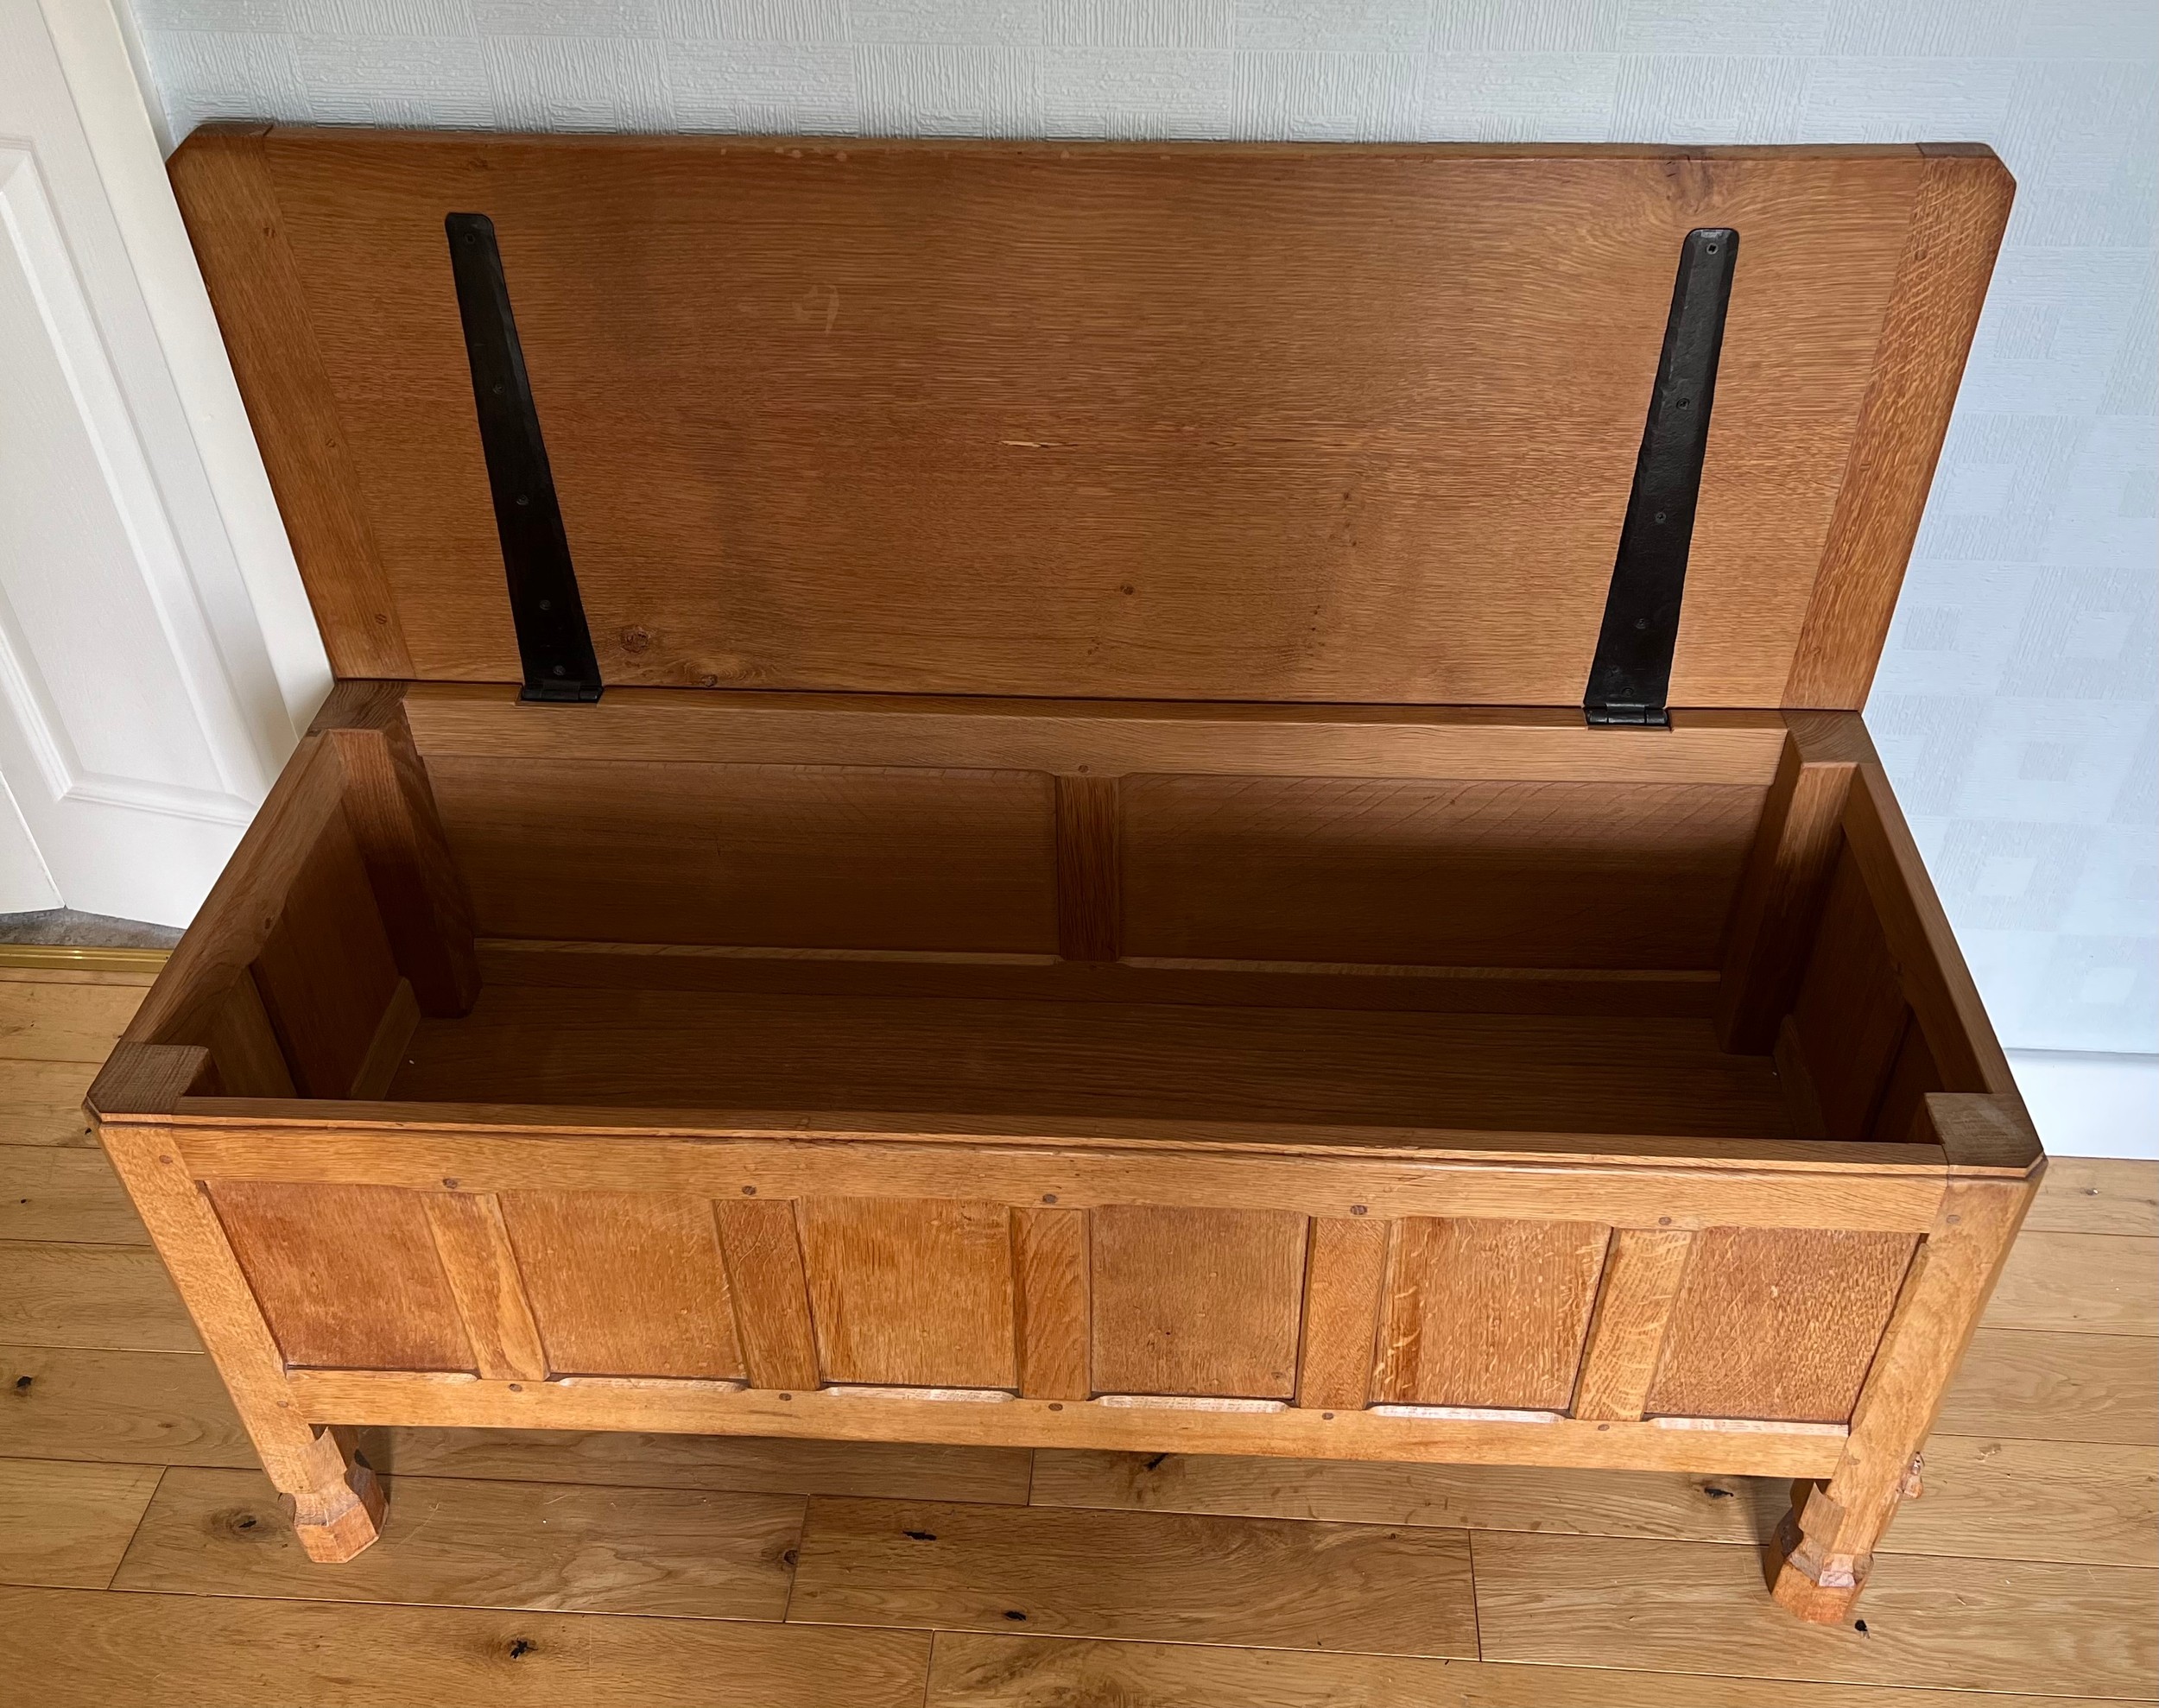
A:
209,1180,470,1371
1090,1205,1306,1399
247,806,403,1098
713,1198,821,1391
797,1199,1017,1390
421,1192,546,1381
1374,1218,1609,1411
1053,775,1122,962
1644,1226,1917,1423
1123,776,1763,970
1791,847,1914,1140
1012,1206,1090,1401
1570,1229,1694,1422
497,1191,743,1379
429,756,1055,952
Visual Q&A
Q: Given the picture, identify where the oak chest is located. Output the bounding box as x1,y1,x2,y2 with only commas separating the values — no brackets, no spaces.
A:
91,127,2036,1622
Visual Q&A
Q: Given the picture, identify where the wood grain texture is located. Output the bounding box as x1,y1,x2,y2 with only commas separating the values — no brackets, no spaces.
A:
1571,1228,1694,1422
2026,1157,2157,1237
199,974,296,1098
422,1192,547,1381
0,1147,148,1246
388,986,1796,1140
1476,1533,2155,1699
1124,776,1763,971
1985,1232,2156,1336
1645,1229,1916,1424
1012,1206,1090,1401
1887,1436,2157,1569
1790,851,1913,1142
0,1585,930,1708
0,1458,163,1589
1374,1218,1609,1411
1865,1017,1942,1146
1052,775,1122,962
1089,1205,1306,1399
0,1060,103,1147
0,1344,254,1468
165,125,411,678
367,1426,1030,1502
198,134,1953,706
798,1198,1017,1389
0,974,151,1064
1715,736,1857,1051
789,1496,1478,1656
113,1465,803,1619
927,1633,2094,1708
209,1180,470,1372
429,755,1056,952
0,1242,198,1353
1940,1328,2157,1447
497,1191,743,1380
318,687,480,1017
1295,1215,1390,1412
712,1198,823,1392
1786,149,2014,708
247,805,405,1100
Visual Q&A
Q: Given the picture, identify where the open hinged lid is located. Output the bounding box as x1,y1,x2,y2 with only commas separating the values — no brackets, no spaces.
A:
173,128,2010,715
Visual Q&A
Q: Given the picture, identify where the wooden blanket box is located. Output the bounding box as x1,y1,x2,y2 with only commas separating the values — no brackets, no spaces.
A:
90,128,2037,1624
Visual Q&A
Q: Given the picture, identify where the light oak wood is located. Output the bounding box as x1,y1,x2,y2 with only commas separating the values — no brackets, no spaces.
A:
114,1464,805,1619
712,1198,823,1392
0,973,150,1063
1940,1327,2158,1447
0,1344,254,1468
0,1584,932,1708
1090,1205,1306,1399
790,1496,1478,1656
422,1192,547,1382
0,1241,198,1353
1011,1206,1090,1401
0,1458,163,1589
1985,1231,2157,1336
1477,1532,2156,1699
927,1632,2099,1708
798,1197,1018,1390
0,1146,147,1246
0,1060,104,1146
175,136,1972,709
1375,1218,1608,1411
1886,1435,2156,1569
2026,1157,2157,1237
1571,1228,1694,1421
1295,1215,1390,1412
498,1190,744,1381
405,686,1794,783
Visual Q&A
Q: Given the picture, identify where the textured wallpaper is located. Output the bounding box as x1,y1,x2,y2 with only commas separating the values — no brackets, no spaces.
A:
129,0,2157,1054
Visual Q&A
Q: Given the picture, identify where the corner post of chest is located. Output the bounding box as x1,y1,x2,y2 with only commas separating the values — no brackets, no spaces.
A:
86,1043,388,1562
1763,1091,2042,1623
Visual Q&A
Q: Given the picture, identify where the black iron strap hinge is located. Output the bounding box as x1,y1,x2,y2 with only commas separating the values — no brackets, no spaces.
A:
1583,226,1739,729
446,212,603,704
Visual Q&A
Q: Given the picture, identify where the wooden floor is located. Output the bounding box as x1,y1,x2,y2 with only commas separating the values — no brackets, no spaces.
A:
1,963,2152,1705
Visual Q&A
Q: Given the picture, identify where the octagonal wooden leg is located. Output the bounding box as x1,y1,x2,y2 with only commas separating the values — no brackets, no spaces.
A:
278,1425,387,1563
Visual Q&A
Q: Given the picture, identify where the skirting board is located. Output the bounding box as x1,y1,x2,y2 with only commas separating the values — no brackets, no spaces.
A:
2009,1049,2159,1161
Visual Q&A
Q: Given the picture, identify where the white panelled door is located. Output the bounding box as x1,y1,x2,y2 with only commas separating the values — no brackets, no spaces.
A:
0,0,327,923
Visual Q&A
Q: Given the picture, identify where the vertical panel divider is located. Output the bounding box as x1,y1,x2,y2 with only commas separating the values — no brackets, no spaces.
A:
423,1190,548,1382
1054,774,1123,962
1571,1226,1695,1421
1013,1205,1092,1400
1295,1215,1390,1411
713,1197,824,1391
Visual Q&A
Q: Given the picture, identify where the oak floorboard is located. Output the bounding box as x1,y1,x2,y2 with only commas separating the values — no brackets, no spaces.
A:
0,1146,148,1246
0,972,148,1062
0,1458,163,1589
1939,1329,2158,1446
1987,1232,2158,1336
113,1466,805,1620
0,1584,931,1708
1473,1532,2158,1699
1029,1448,1766,1544
1888,1436,2157,1569
0,1060,102,1147
0,1345,249,1468
788,1496,1478,1658
366,1426,1034,1504
0,1243,199,1353
2026,1158,2158,1237
925,1632,2123,1708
